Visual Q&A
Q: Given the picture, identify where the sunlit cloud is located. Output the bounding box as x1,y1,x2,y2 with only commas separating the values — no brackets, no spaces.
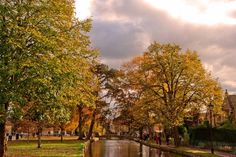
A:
144,0,236,25
76,0,236,93
75,0,93,20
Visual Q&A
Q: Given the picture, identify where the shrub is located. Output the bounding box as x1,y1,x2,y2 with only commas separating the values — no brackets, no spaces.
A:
189,127,236,146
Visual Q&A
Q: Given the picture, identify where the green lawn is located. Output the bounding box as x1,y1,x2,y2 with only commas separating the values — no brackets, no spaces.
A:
146,140,221,157
6,139,84,157
175,147,220,157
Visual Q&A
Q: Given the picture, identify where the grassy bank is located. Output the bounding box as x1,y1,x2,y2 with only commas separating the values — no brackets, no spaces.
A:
133,139,221,157
174,147,220,157
6,137,84,157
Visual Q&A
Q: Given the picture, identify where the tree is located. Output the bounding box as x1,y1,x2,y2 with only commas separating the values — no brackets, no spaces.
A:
86,63,116,139
49,104,71,142
110,57,157,136
0,0,96,155
77,104,84,139
25,103,50,148
139,42,223,146
115,42,223,146
76,103,91,140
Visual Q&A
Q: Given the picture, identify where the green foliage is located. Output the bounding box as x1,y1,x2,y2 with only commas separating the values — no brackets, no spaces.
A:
191,121,210,129
8,105,23,122
180,127,190,145
0,0,97,122
0,2,97,155
189,127,236,146
49,104,72,128
219,120,236,129
25,102,50,126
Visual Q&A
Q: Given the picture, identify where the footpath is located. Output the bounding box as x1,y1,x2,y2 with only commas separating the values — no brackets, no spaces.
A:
172,146,235,157
132,138,235,157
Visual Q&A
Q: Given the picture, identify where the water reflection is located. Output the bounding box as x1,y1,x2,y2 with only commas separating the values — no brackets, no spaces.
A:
85,140,182,157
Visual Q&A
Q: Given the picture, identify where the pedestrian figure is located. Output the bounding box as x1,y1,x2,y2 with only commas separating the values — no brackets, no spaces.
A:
155,133,159,144
143,133,149,141
158,133,162,145
16,133,19,140
166,134,170,145
146,134,149,140
142,133,145,140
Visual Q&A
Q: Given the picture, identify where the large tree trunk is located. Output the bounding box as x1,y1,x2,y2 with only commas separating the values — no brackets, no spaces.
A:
173,126,180,146
87,108,96,140
27,127,30,143
213,114,216,127
77,105,83,140
139,128,143,140
37,126,42,148
105,122,110,136
0,103,9,157
148,126,153,140
139,143,143,157
0,122,6,157
60,127,64,142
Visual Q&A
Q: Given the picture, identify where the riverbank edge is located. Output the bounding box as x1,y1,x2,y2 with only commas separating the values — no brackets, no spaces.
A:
82,140,90,157
82,139,98,157
130,138,220,157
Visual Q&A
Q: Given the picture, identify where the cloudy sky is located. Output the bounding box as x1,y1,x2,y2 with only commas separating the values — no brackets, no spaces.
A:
76,0,236,93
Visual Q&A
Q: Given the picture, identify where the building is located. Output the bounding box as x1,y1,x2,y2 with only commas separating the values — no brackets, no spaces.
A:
222,89,236,125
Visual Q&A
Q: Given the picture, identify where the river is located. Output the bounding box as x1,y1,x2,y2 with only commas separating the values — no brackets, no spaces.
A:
85,140,183,157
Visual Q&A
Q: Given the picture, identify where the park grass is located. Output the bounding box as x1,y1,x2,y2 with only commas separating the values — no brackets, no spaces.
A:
175,147,220,157
6,138,85,157
141,140,221,157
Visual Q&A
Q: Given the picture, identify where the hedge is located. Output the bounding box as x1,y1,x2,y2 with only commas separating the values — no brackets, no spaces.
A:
189,127,236,146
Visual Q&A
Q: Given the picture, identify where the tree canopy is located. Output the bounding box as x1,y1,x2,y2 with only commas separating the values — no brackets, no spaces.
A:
111,42,223,145
0,0,97,154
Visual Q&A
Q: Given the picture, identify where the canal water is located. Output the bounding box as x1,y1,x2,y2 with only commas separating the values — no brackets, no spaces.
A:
85,140,182,157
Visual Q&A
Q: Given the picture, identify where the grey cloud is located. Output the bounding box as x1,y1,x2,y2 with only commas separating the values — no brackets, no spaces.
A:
90,0,236,92
222,84,236,94
90,21,145,59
